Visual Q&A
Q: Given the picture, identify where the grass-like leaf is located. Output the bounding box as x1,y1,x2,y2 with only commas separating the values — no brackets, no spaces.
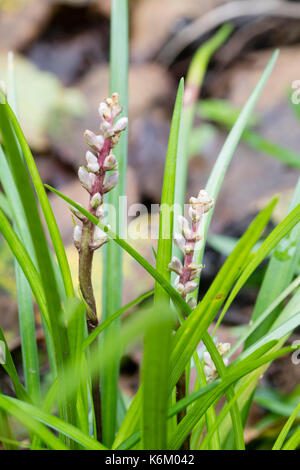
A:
141,305,176,449
215,202,300,330
228,275,300,357
0,395,106,450
116,341,295,450
3,101,74,300
246,177,300,347
0,394,67,450
168,344,298,449
155,78,184,301
100,0,129,447
5,53,41,402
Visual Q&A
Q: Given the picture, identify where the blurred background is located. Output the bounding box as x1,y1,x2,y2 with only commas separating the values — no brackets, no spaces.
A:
1,0,300,446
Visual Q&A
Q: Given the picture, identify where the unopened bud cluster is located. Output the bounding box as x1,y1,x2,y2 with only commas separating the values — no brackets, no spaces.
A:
203,342,230,382
72,93,128,251
168,189,214,309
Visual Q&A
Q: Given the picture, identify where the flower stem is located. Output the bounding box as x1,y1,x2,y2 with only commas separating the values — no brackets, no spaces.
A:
78,220,102,441
74,93,128,444
79,221,97,329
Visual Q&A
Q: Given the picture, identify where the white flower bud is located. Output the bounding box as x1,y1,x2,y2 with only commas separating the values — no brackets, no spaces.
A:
174,277,185,296
86,150,97,165
110,133,121,148
110,93,122,117
197,189,214,213
111,92,119,105
94,225,107,240
168,256,183,275
189,206,200,222
84,130,104,151
101,120,112,134
78,167,95,193
99,101,111,121
69,203,86,221
189,196,198,209
73,225,82,249
90,225,108,250
103,171,119,193
85,151,99,172
113,117,128,133
91,192,102,209
188,264,204,280
204,351,215,371
88,162,100,173
184,281,198,294
177,215,192,240
174,233,186,253
204,365,215,382
103,153,118,171
85,150,100,173
184,243,194,255
96,204,105,219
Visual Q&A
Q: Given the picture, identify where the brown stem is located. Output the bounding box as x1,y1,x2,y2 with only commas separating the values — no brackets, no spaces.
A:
79,222,97,320
78,219,102,441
